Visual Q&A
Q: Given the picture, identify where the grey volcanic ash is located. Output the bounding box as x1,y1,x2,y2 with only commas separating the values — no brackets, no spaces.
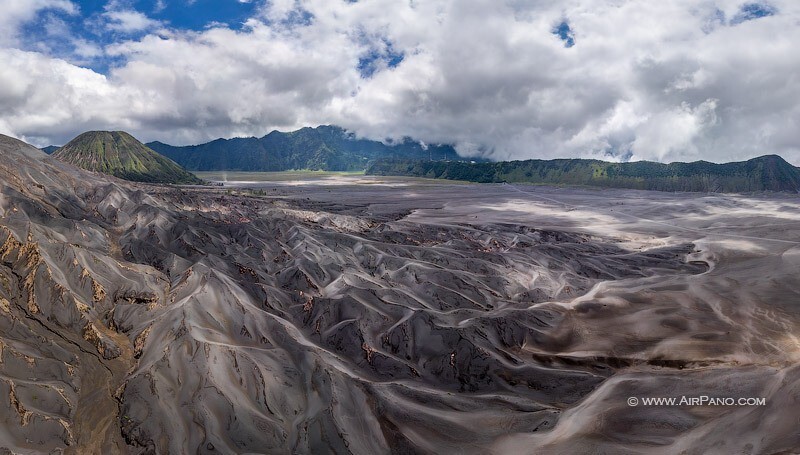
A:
2,135,800,454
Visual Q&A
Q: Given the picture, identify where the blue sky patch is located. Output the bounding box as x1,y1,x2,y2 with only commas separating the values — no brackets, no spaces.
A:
357,39,404,78
731,2,776,25
132,0,258,30
68,1,259,31
553,21,575,48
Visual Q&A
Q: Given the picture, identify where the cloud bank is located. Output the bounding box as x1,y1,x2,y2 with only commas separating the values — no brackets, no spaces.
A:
1,0,799,164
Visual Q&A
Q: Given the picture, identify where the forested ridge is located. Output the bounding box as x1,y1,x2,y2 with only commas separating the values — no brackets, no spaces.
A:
367,155,800,193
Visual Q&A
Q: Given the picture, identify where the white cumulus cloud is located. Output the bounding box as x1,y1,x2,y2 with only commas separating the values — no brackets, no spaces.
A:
0,0,799,165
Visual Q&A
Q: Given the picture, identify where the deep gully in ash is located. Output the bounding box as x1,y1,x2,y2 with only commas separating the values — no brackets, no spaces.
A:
117,186,707,452
0,151,707,454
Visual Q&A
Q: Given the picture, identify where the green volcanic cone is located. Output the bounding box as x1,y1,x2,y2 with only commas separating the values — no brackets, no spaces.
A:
55,131,203,185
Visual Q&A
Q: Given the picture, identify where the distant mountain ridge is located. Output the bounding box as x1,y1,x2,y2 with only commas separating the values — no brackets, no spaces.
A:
367,155,800,193
147,125,462,172
54,131,203,185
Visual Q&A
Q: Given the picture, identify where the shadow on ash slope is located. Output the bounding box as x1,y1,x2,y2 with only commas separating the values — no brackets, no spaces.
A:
2,138,800,454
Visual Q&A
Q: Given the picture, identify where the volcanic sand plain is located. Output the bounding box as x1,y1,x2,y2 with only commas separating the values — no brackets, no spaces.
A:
2,144,800,454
